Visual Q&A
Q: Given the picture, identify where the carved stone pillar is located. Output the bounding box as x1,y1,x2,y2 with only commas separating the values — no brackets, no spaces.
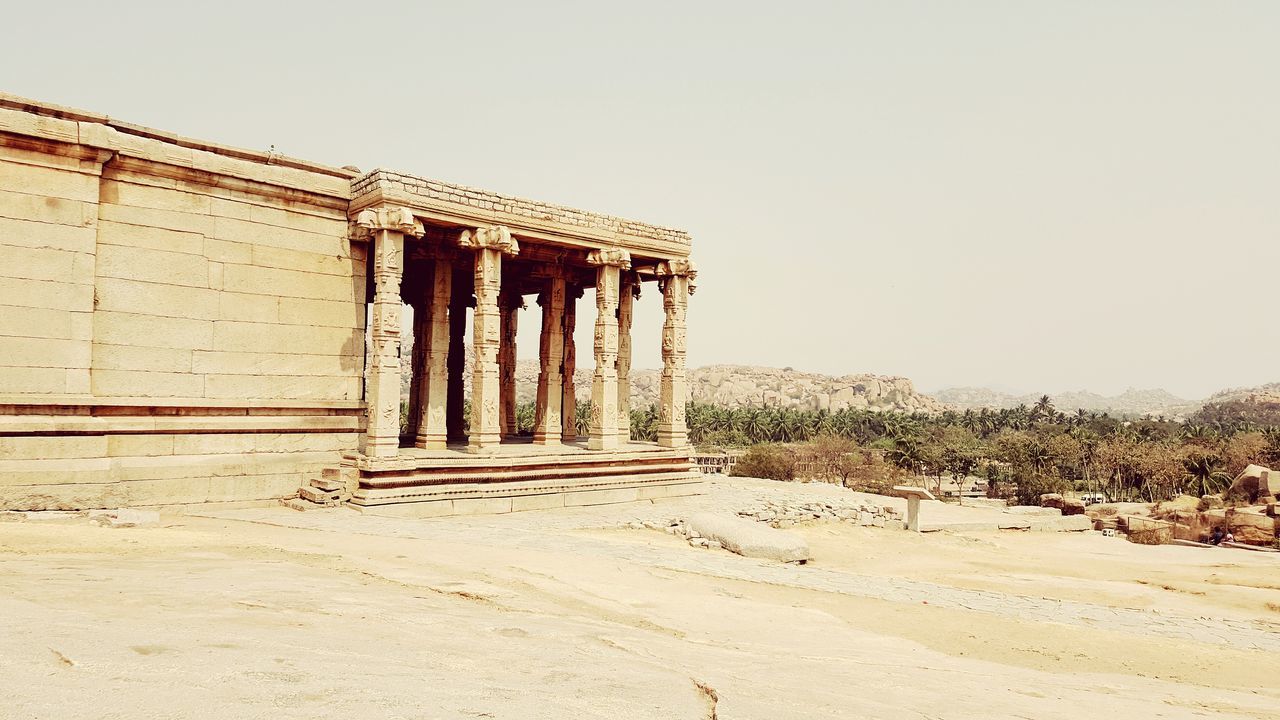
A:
415,256,452,449
446,271,469,442
562,284,583,442
498,291,521,437
459,225,518,452
656,258,696,448
355,207,423,458
587,248,630,451
533,271,566,445
617,271,638,444
405,297,427,443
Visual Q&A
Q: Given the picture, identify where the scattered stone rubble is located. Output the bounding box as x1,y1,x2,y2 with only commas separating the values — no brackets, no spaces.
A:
282,467,355,511
0,508,160,528
735,498,905,530
620,494,906,560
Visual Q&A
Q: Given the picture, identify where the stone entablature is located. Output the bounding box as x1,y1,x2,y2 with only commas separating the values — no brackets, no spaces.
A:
352,170,692,258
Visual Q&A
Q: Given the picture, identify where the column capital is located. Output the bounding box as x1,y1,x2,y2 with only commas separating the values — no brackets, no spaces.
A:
656,258,698,294
353,206,424,238
586,247,631,269
459,225,519,255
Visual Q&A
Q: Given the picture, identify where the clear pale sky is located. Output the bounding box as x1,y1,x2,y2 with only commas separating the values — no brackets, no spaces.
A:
4,2,1277,399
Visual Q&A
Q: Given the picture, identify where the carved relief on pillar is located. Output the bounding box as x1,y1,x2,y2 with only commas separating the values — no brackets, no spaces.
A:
616,270,639,443
459,226,518,451
416,252,454,449
352,206,423,458
585,248,630,451
498,291,522,437
561,284,584,442
655,258,696,449
533,269,566,445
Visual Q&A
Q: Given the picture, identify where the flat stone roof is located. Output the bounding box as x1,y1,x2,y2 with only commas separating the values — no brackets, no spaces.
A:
353,169,692,256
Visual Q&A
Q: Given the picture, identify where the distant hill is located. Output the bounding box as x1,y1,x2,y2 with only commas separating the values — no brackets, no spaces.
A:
1191,383,1280,425
934,386,1191,418
398,344,949,414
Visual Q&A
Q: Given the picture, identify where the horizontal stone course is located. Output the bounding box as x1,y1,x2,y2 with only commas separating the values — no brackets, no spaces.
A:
353,169,691,248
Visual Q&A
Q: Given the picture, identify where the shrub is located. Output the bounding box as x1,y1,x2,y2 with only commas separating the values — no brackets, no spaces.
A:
730,444,797,482
1127,527,1172,545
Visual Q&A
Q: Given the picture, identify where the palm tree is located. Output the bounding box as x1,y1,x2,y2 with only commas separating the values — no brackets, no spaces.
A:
1182,453,1231,497
1032,395,1055,420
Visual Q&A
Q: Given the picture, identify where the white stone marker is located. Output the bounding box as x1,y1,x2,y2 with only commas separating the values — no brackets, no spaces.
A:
892,486,937,532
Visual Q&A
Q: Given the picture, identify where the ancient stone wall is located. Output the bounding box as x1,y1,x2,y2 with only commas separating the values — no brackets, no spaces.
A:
0,96,364,510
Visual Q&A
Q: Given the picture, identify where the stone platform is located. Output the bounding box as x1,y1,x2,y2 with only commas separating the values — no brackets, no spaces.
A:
343,439,702,517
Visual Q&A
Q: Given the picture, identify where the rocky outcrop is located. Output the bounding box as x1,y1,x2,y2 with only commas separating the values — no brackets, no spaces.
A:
934,386,1191,418
398,343,948,414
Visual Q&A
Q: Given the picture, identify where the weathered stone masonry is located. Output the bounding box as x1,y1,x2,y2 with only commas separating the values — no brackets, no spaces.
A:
0,93,699,513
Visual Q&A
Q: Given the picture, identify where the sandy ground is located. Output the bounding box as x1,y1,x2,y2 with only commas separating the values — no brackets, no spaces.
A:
2,477,1278,719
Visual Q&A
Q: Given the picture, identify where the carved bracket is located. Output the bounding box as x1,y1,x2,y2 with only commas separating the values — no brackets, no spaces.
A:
352,206,424,239
586,247,632,269
656,258,698,295
459,225,520,255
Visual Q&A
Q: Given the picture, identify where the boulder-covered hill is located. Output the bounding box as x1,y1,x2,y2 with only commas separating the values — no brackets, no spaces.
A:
399,350,948,414
934,386,1191,418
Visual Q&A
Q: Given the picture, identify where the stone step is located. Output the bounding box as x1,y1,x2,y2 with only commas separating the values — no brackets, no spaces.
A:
282,498,323,512
321,467,342,480
299,486,346,504
310,477,344,492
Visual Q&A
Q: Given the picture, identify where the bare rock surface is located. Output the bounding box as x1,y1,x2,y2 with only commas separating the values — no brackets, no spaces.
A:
3,477,1278,719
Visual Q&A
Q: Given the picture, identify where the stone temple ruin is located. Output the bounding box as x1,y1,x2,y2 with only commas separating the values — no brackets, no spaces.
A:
0,94,701,514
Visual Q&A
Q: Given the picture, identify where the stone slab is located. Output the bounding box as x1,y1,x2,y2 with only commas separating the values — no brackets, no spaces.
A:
687,512,811,563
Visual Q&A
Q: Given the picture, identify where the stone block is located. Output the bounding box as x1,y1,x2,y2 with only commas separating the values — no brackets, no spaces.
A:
220,263,354,302
0,160,99,202
563,487,640,507
0,435,106,460
99,202,214,237
310,477,343,492
0,218,97,254
94,278,221,321
218,292,280,323
511,493,566,512
0,305,74,341
277,297,364,328
101,180,211,215
96,243,209,288
211,216,344,256
203,237,253,264
107,434,175,457
202,374,359,401
246,202,344,236
0,366,70,394
0,242,90,283
355,500,457,519
0,189,88,225
0,276,94,312
449,497,514,515
93,343,193,373
93,311,214,351
96,219,205,256
0,336,89,368
92,369,204,398
687,512,811,563
252,245,350,276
